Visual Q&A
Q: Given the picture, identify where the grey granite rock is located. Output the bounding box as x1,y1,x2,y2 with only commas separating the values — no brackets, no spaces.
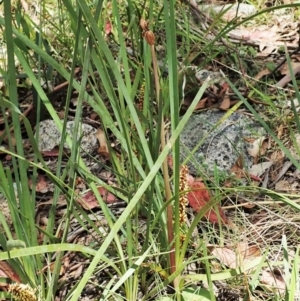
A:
37,120,98,153
180,111,265,176
195,69,224,85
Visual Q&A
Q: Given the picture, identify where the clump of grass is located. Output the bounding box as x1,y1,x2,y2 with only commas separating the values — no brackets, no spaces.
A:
1,0,300,300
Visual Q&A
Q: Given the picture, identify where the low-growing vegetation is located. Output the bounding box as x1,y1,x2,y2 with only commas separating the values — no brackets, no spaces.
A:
0,0,300,300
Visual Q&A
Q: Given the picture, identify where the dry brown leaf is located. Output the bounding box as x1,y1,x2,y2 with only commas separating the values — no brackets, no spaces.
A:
260,139,269,155
29,175,49,193
218,83,229,96
258,45,279,57
260,270,286,294
37,195,67,208
3,132,17,147
275,180,295,192
247,136,266,162
230,155,245,179
72,264,84,279
95,129,110,159
194,97,208,111
230,155,262,183
237,242,261,259
211,242,261,269
270,150,285,163
249,162,273,177
254,68,271,81
280,62,300,75
40,261,64,275
219,95,231,110
251,30,278,41
212,247,237,268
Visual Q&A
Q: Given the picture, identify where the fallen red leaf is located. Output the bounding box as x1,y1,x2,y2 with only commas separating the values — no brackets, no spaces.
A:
41,148,60,157
28,175,49,193
167,156,228,225
187,179,228,224
98,187,117,203
78,186,118,210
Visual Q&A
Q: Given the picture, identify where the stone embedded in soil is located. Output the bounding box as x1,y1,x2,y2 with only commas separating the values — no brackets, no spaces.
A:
36,120,98,153
179,110,265,176
195,69,224,85
198,3,257,19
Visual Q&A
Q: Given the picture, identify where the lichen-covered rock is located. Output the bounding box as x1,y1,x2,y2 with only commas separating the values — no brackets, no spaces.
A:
37,120,98,154
195,69,224,85
180,111,265,176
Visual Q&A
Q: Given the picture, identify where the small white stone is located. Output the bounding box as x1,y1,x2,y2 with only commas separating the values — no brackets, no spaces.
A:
200,3,257,18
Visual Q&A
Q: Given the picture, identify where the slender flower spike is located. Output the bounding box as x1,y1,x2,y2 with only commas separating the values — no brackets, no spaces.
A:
8,283,37,301
179,165,189,225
